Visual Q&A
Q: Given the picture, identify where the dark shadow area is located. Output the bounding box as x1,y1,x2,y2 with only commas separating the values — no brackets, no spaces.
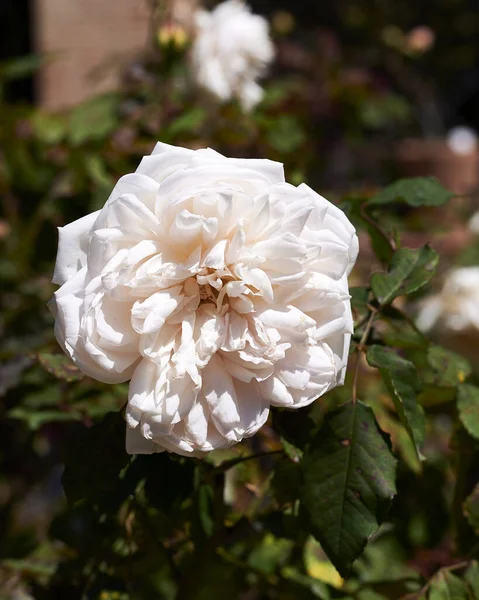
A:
0,0,35,103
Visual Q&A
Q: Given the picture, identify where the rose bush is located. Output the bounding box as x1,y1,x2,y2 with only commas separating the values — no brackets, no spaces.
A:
191,0,274,110
50,142,358,455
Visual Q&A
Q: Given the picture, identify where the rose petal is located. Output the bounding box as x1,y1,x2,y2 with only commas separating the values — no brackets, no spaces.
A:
53,211,100,285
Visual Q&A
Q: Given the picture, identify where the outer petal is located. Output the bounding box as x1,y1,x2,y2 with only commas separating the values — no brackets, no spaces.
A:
53,211,100,285
203,355,269,441
126,358,161,428
323,300,354,386
191,150,285,185
157,165,281,209
53,269,136,383
300,183,359,277
94,173,159,229
268,344,337,409
233,379,270,437
136,142,197,183
184,399,210,447
202,354,242,442
82,291,140,373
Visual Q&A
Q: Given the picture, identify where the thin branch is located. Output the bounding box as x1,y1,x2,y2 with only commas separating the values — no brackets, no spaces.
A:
354,310,373,332
213,449,284,473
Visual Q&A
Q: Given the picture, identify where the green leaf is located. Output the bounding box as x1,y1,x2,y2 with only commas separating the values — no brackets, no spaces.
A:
0,54,45,80
166,107,205,138
37,352,84,382
260,82,291,108
23,385,62,408
463,483,479,535
196,483,216,539
341,196,395,264
380,305,428,350
267,115,306,154
1,558,56,578
359,94,411,129
247,532,293,575
428,569,469,600
367,345,425,460
8,407,81,430
369,177,454,207
371,245,439,305
304,536,343,589
31,111,66,145
426,346,471,387
281,436,303,462
62,412,129,506
363,215,395,265
68,94,120,146
465,561,479,600
300,401,397,576
83,154,114,189
457,384,479,440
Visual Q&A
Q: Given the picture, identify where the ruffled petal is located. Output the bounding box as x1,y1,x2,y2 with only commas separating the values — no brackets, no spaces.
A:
53,211,100,285
53,269,136,383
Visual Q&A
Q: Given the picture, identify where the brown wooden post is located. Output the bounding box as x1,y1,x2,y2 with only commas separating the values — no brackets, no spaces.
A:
33,0,198,110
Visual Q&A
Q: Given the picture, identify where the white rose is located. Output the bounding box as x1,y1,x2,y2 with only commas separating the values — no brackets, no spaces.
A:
446,126,478,156
50,142,358,456
191,0,274,111
417,266,479,333
469,211,479,235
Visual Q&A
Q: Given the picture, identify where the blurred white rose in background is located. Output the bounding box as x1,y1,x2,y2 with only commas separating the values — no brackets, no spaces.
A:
469,211,479,235
446,126,478,156
50,143,358,456
191,0,274,111
416,267,479,334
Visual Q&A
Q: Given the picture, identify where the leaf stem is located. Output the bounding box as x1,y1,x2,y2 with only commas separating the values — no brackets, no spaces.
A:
360,202,397,257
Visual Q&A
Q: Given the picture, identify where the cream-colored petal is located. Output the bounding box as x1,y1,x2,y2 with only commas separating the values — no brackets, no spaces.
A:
53,211,100,285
